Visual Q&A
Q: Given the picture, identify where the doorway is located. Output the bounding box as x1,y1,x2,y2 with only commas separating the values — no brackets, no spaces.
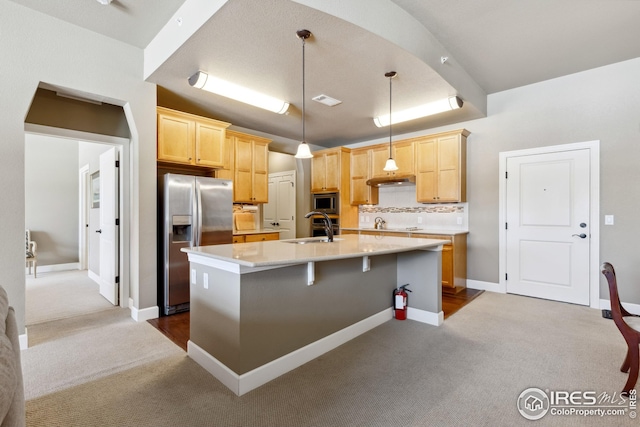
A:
498,141,600,307
24,130,129,327
263,170,296,240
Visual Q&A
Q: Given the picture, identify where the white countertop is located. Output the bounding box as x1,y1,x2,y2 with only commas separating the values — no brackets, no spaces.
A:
183,234,447,268
342,227,468,236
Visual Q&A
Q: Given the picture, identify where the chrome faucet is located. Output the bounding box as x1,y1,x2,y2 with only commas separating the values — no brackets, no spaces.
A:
305,211,334,242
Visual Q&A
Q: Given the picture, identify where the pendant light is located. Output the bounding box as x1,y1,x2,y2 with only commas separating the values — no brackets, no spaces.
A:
382,71,399,171
294,29,313,159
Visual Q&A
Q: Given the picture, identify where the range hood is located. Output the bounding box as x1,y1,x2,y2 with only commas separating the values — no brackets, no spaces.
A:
366,175,416,187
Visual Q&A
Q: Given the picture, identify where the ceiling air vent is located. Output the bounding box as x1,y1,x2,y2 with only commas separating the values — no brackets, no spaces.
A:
312,94,342,107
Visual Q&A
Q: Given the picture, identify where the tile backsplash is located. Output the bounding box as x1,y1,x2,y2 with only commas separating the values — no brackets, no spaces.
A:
357,185,468,230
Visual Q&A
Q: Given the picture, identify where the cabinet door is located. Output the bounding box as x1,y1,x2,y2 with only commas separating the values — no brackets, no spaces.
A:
234,137,254,202
157,111,194,164
350,149,373,205
252,141,269,203
215,134,234,180
194,120,226,167
371,145,392,178
441,244,454,288
416,138,438,202
393,141,415,175
436,135,461,202
311,155,327,192
323,151,341,191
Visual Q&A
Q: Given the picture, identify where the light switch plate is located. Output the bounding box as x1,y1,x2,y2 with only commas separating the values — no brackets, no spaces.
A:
604,215,614,225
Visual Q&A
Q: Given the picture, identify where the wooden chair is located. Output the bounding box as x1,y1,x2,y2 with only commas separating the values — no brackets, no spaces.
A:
600,262,640,395
26,229,37,278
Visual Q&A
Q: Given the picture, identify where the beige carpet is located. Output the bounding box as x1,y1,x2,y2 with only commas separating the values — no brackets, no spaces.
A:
24,292,638,427
26,270,114,325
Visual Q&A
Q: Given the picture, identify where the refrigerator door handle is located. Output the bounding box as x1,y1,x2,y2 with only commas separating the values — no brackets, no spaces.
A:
195,181,202,247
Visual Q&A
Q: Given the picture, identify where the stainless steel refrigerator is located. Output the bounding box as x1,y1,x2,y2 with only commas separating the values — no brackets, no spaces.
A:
159,173,232,315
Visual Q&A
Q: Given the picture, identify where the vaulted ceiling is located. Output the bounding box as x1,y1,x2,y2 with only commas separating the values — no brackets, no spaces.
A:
11,0,640,153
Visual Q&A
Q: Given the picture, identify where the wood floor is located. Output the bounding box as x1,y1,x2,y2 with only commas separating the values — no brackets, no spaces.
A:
148,288,484,351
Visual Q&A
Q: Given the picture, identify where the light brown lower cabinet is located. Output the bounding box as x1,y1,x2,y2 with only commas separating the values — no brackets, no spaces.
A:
342,230,466,293
233,232,279,243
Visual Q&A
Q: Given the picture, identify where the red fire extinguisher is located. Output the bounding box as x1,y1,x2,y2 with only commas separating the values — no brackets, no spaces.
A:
393,284,411,320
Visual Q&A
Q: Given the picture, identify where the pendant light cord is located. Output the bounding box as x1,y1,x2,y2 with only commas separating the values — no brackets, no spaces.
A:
302,36,306,143
388,73,392,157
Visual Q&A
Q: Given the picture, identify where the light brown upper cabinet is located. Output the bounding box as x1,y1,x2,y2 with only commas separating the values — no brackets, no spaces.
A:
350,147,378,205
311,147,345,193
157,107,230,168
416,129,469,203
232,131,271,203
371,140,415,178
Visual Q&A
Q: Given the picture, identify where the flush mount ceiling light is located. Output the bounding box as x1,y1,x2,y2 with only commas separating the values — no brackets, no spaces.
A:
188,71,289,115
373,95,463,127
382,71,399,172
294,29,313,159
96,0,113,5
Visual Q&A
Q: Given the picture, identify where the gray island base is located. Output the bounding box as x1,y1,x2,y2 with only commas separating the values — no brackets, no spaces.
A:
182,234,445,395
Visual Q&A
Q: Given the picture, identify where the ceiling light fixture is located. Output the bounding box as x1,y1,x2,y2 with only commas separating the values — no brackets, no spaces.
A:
382,71,399,172
373,96,463,127
96,0,113,5
188,71,290,115
294,29,313,159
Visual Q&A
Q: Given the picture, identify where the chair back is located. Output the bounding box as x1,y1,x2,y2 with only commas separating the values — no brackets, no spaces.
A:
601,262,631,332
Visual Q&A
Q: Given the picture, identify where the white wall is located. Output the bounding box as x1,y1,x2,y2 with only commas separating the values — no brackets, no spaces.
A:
1,2,158,334
25,135,79,266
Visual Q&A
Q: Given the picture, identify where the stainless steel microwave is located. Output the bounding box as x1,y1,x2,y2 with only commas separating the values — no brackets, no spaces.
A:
312,192,338,214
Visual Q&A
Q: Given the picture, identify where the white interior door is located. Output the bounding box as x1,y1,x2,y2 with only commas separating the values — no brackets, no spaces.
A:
505,149,591,305
263,177,277,229
263,171,296,239
99,147,119,305
275,172,295,239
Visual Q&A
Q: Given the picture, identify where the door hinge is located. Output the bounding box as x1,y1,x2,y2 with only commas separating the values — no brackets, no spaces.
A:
291,182,294,187
505,273,508,281
505,171,508,179
115,160,120,167
505,222,508,230
115,275,120,284
115,218,120,226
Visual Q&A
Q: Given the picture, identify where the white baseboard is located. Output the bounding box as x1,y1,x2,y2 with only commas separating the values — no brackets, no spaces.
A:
26,262,80,275
19,329,28,350
467,279,502,293
188,308,393,396
599,299,640,316
407,307,444,326
130,303,159,322
88,269,100,285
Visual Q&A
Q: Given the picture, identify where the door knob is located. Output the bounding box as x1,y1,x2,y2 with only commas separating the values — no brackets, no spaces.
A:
96,229,102,234
572,233,587,239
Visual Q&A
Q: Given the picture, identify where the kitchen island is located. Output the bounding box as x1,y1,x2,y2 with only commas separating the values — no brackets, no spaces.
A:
182,234,446,395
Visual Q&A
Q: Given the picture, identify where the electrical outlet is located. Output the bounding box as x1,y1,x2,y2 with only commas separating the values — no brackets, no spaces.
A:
604,215,614,225
417,217,422,224
203,273,209,289
457,217,463,225
191,269,196,285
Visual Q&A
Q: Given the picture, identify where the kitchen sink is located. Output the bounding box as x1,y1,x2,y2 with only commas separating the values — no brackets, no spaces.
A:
282,237,344,244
